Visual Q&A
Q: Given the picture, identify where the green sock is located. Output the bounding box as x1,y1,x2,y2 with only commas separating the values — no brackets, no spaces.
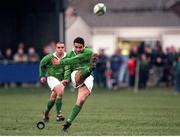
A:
80,67,92,79
67,104,82,123
45,100,55,114
56,98,62,114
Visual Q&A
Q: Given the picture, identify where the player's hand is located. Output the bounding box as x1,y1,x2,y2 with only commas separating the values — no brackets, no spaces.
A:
40,77,46,85
61,80,69,86
51,58,60,65
92,53,99,61
90,53,99,70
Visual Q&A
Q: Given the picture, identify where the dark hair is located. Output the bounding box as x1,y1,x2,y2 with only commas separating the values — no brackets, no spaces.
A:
73,37,85,46
56,41,64,45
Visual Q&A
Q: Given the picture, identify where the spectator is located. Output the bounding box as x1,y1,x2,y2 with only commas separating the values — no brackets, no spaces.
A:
129,47,138,59
0,50,4,87
166,46,177,66
41,41,56,58
118,48,133,87
27,47,39,63
156,59,172,87
110,49,122,89
154,44,166,86
139,54,150,89
138,41,145,55
3,48,14,87
144,45,152,66
13,48,28,63
174,56,180,93
95,48,108,88
178,48,180,57
4,48,13,63
18,42,25,49
0,50,4,62
13,48,28,86
128,56,136,88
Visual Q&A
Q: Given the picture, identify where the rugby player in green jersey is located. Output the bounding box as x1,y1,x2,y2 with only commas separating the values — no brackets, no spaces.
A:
39,42,69,122
52,37,98,131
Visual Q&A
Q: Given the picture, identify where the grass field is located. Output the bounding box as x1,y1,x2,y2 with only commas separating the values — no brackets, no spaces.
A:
0,87,180,135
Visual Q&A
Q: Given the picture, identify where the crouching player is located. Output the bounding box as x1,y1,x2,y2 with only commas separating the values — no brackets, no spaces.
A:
52,37,98,131
39,42,69,122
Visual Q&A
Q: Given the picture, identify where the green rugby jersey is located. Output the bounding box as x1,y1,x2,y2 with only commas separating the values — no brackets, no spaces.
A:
61,47,93,74
39,52,68,81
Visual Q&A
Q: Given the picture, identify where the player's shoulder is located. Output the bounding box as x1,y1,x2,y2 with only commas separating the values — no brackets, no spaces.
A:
84,47,93,53
63,52,69,58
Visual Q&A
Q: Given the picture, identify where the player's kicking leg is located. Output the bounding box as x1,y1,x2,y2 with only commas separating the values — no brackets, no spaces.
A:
62,85,91,131
62,72,94,131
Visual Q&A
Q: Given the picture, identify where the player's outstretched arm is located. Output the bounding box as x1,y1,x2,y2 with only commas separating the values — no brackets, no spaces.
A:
61,48,93,65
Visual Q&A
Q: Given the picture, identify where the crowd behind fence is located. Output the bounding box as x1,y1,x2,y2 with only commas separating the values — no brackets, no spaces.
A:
0,41,180,93
93,41,180,93
0,41,55,87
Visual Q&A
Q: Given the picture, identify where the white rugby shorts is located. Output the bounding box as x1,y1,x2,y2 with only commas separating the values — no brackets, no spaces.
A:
47,76,64,91
71,70,94,93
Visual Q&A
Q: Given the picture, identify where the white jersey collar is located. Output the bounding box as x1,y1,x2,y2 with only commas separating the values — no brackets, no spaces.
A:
53,52,66,60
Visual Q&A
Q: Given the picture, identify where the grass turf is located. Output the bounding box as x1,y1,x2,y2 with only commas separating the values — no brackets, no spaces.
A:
0,87,180,135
